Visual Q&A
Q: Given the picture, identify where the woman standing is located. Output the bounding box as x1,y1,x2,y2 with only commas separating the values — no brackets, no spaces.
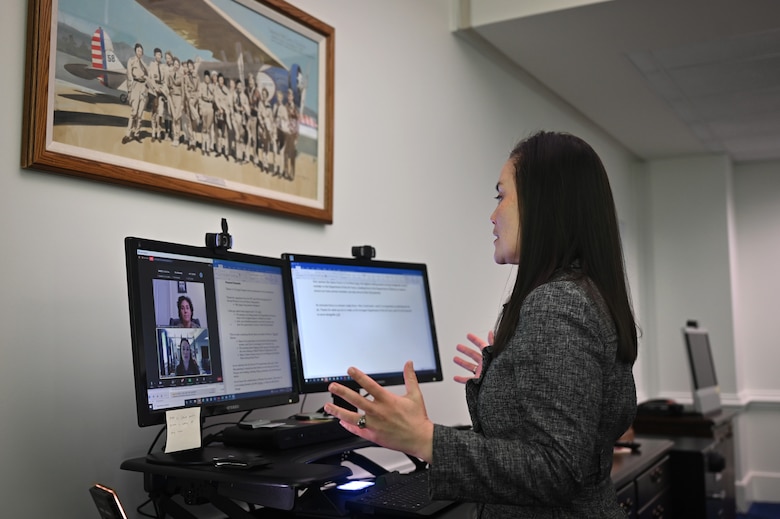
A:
325,131,638,518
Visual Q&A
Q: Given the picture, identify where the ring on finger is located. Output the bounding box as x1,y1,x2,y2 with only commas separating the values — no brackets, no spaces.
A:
357,415,367,429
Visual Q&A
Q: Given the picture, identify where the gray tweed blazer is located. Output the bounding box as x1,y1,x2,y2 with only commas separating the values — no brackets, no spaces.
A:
429,273,636,518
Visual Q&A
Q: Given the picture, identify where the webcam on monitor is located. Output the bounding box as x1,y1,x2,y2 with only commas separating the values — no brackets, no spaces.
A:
205,218,233,252
351,244,375,260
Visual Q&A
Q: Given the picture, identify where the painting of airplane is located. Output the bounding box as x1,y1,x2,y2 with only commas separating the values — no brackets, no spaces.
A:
60,0,318,139
40,0,332,221
64,27,128,103
134,0,321,140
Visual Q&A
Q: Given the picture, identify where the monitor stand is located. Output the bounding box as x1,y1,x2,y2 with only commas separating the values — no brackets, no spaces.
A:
331,393,358,414
292,394,355,421
148,446,230,466
146,446,268,467
693,386,722,415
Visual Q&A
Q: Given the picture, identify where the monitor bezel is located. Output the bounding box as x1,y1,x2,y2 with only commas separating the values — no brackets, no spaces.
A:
125,236,299,427
282,253,444,395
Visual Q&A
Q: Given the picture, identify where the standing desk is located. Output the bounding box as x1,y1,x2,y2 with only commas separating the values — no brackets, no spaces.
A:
121,436,375,518
121,436,673,518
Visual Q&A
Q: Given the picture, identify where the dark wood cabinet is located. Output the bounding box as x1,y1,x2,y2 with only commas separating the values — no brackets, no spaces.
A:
612,439,674,518
633,409,737,519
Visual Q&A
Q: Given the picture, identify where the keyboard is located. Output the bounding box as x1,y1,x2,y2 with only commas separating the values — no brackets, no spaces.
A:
344,470,456,517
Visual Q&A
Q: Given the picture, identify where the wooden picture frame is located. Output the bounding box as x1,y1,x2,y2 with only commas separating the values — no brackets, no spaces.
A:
22,0,334,223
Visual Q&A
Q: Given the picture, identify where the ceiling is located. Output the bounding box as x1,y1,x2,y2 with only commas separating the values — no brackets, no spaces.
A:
467,0,780,163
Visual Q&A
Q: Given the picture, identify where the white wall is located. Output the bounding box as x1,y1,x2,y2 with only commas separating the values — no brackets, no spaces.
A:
0,1,639,517
641,155,737,401
731,160,780,502
732,160,780,397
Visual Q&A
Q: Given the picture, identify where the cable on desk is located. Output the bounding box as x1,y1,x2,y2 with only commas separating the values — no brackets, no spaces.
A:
135,497,158,519
147,427,166,455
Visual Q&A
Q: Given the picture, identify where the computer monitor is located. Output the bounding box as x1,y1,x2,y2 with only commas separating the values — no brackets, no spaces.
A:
125,237,299,428
683,322,721,415
283,253,443,401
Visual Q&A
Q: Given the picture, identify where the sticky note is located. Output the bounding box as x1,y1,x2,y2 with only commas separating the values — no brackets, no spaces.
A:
164,407,202,453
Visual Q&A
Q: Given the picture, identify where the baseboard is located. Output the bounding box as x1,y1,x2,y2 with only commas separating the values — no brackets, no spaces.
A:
737,471,780,510
738,390,780,409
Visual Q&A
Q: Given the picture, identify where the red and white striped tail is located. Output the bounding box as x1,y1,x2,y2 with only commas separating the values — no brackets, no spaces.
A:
90,27,107,84
300,113,317,129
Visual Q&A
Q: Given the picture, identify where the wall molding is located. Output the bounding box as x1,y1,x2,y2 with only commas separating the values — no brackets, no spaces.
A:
737,471,780,510
649,390,780,409
737,390,780,409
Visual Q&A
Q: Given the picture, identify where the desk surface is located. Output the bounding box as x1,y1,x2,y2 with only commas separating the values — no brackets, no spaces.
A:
122,436,673,517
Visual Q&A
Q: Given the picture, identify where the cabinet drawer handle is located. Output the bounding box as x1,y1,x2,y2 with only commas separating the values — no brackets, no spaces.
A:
709,490,727,500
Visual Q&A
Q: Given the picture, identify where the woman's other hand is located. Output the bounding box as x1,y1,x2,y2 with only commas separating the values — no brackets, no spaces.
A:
453,331,493,384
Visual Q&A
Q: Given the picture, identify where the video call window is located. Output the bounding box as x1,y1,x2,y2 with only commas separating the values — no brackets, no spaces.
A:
155,329,213,379
152,279,212,378
137,252,223,389
153,279,207,329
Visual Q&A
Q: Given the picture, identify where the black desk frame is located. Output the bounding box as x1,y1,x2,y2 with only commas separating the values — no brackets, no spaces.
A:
123,437,674,518
122,437,408,518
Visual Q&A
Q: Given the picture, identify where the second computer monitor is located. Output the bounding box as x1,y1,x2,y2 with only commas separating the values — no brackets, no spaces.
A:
683,324,722,415
284,253,443,395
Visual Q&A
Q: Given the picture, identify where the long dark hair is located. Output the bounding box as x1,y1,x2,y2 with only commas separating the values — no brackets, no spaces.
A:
492,131,637,364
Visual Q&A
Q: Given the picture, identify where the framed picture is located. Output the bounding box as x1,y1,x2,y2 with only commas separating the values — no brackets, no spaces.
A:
22,0,335,223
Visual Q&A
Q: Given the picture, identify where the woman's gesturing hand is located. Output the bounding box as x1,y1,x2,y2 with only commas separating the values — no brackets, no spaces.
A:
453,331,493,384
324,361,434,463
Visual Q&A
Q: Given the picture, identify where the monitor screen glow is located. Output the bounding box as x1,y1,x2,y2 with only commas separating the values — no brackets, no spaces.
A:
125,237,298,427
284,254,443,395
